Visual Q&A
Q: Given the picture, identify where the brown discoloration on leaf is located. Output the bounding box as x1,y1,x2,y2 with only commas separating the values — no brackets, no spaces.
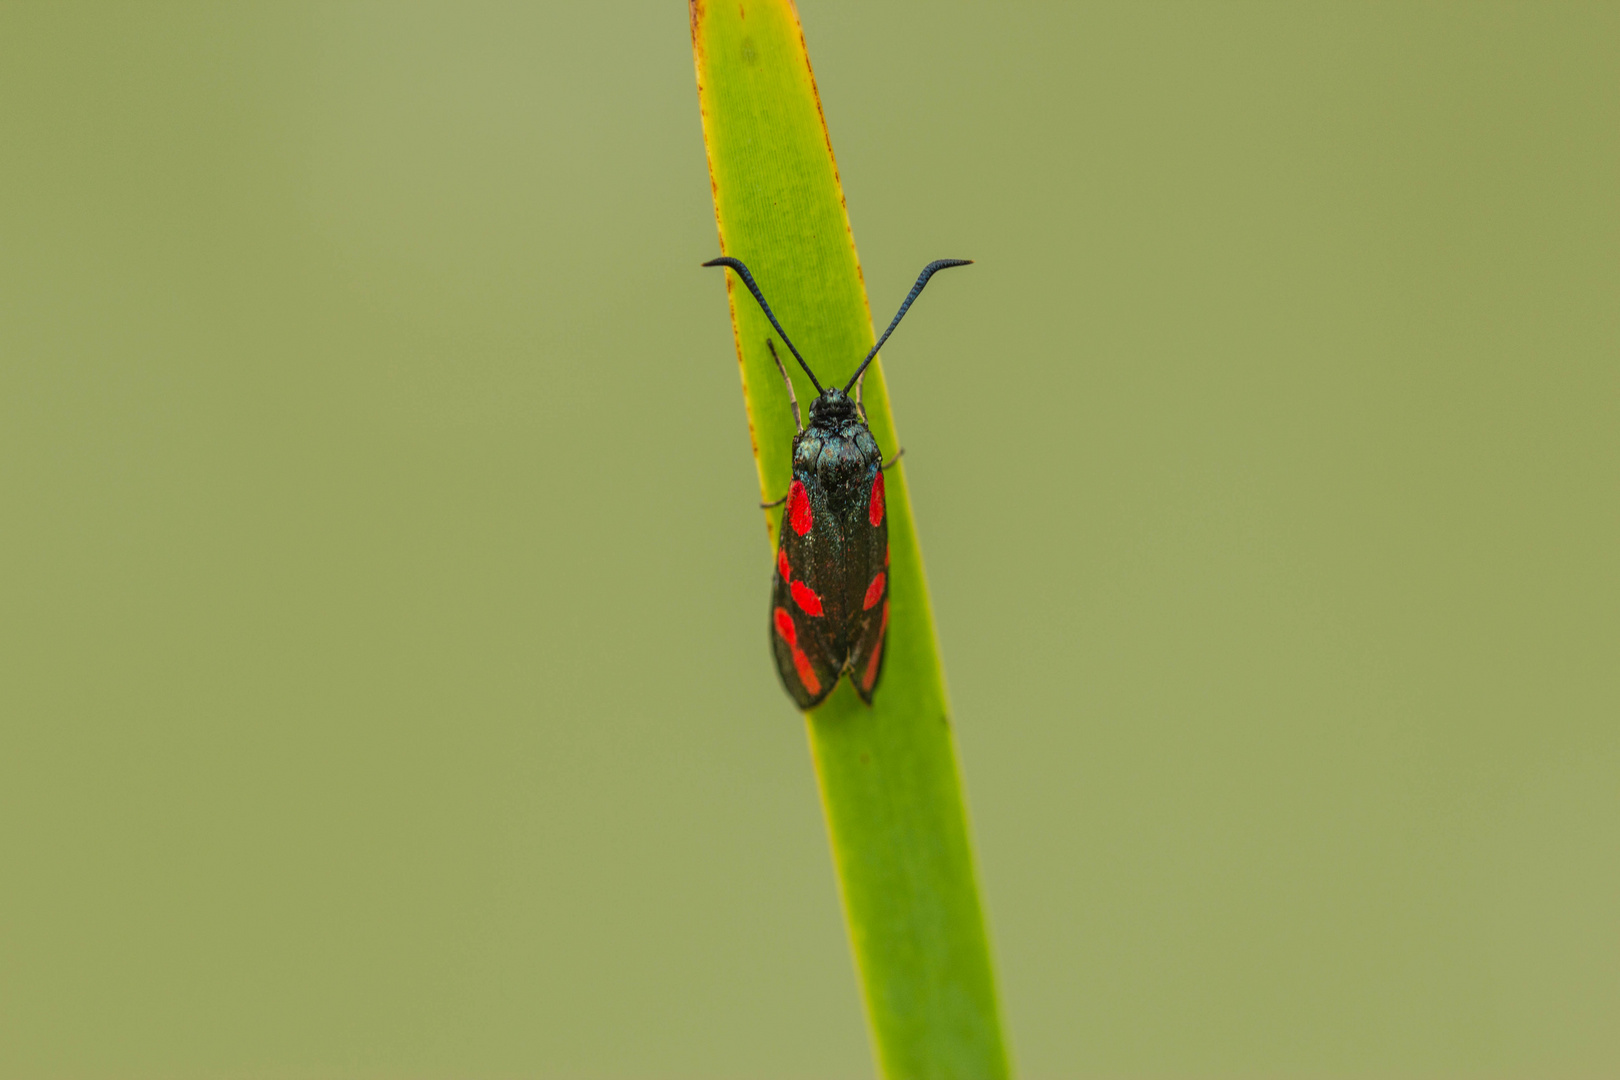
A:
724,276,762,455
688,0,705,48
693,0,783,513
787,2,877,334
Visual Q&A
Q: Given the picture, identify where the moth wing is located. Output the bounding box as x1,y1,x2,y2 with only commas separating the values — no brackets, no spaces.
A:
770,491,840,709
844,466,891,704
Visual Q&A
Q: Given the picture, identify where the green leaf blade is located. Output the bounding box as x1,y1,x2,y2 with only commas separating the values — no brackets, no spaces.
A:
692,3,1010,1077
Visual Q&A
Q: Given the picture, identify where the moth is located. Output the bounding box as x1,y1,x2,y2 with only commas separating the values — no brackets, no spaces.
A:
705,256,971,708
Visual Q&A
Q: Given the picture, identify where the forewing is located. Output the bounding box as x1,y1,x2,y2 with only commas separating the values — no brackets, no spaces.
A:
770,480,840,708
845,466,890,703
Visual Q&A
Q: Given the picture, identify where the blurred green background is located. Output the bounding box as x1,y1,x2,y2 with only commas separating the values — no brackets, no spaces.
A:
1,2,1615,1077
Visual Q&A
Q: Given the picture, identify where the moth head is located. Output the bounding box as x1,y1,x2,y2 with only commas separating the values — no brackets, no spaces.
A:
807,387,857,428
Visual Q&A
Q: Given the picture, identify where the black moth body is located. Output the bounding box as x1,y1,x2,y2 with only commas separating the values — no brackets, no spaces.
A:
704,255,971,709
771,387,889,708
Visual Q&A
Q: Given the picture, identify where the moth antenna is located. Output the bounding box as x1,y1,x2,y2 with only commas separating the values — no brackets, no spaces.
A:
843,259,973,393
703,257,824,393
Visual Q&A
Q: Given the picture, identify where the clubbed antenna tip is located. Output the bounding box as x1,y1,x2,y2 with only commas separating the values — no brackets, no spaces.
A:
843,259,973,392
703,256,823,393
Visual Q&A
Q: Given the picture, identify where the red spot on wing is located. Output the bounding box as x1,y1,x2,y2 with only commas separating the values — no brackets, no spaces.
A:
868,471,885,527
777,548,791,581
775,604,822,697
861,638,883,692
787,480,812,536
860,600,890,693
773,606,797,646
861,599,900,693
791,579,824,616
793,648,822,695
862,571,886,611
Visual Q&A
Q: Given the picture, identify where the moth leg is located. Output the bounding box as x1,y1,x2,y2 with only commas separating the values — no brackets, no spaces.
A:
760,491,788,509
856,369,868,422
881,447,905,471
767,340,802,433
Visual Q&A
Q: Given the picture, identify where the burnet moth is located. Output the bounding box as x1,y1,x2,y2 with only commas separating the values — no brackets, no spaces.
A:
704,256,972,708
